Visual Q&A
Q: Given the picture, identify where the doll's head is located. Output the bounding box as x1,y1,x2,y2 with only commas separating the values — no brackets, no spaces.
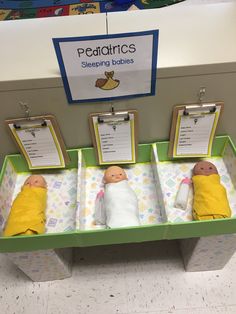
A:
23,175,47,189
103,166,127,184
193,161,218,176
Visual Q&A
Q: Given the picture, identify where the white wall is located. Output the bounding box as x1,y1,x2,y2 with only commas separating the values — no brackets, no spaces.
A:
0,2,236,167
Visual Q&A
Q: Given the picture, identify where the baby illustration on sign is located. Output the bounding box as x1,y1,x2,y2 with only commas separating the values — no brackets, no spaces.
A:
94,166,140,228
3,175,47,237
192,161,231,220
95,71,120,91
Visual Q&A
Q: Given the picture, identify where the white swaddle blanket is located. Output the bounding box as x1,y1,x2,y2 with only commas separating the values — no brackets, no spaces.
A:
104,180,140,228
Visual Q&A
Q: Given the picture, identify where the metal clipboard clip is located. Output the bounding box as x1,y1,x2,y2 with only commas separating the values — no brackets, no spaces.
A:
13,102,47,129
13,103,47,138
183,87,216,116
97,106,130,131
13,119,47,130
183,103,216,116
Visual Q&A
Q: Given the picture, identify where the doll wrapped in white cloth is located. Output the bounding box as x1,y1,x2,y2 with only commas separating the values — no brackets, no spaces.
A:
94,166,140,228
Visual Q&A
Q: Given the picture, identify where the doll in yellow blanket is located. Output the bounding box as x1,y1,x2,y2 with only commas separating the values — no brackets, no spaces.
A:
192,161,231,220
3,175,47,236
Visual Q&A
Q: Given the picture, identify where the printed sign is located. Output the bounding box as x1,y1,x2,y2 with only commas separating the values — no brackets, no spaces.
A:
89,110,138,165
170,104,222,158
6,115,70,170
53,30,158,103
94,114,135,164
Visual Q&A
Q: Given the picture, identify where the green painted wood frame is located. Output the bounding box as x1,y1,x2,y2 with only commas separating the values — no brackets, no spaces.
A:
0,135,235,253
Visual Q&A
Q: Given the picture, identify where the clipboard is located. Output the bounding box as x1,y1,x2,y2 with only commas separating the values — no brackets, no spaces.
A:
168,102,223,158
5,115,70,170
89,109,138,165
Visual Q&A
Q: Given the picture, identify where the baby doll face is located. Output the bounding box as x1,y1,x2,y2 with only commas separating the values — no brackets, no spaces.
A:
23,175,47,188
103,166,127,184
193,161,218,176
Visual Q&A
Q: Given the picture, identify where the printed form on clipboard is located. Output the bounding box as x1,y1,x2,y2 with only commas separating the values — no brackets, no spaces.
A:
90,110,138,165
170,103,223,158
6,115,69,170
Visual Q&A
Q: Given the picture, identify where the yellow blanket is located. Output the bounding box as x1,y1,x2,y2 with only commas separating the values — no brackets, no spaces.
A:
3,186,47,237
192,174,231,220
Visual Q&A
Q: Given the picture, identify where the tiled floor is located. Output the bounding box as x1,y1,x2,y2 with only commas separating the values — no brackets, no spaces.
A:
0,241,236,314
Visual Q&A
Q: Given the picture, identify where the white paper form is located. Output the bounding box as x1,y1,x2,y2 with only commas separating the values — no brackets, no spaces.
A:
174,107,220,157
93,114,135,164
10,120,65,169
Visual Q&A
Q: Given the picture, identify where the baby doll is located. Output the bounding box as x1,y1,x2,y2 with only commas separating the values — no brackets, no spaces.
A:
3,175,47,236
95,166,140,228
192,161,231,220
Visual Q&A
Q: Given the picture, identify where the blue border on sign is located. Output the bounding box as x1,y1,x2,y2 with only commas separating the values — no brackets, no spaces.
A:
53,30,159,104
